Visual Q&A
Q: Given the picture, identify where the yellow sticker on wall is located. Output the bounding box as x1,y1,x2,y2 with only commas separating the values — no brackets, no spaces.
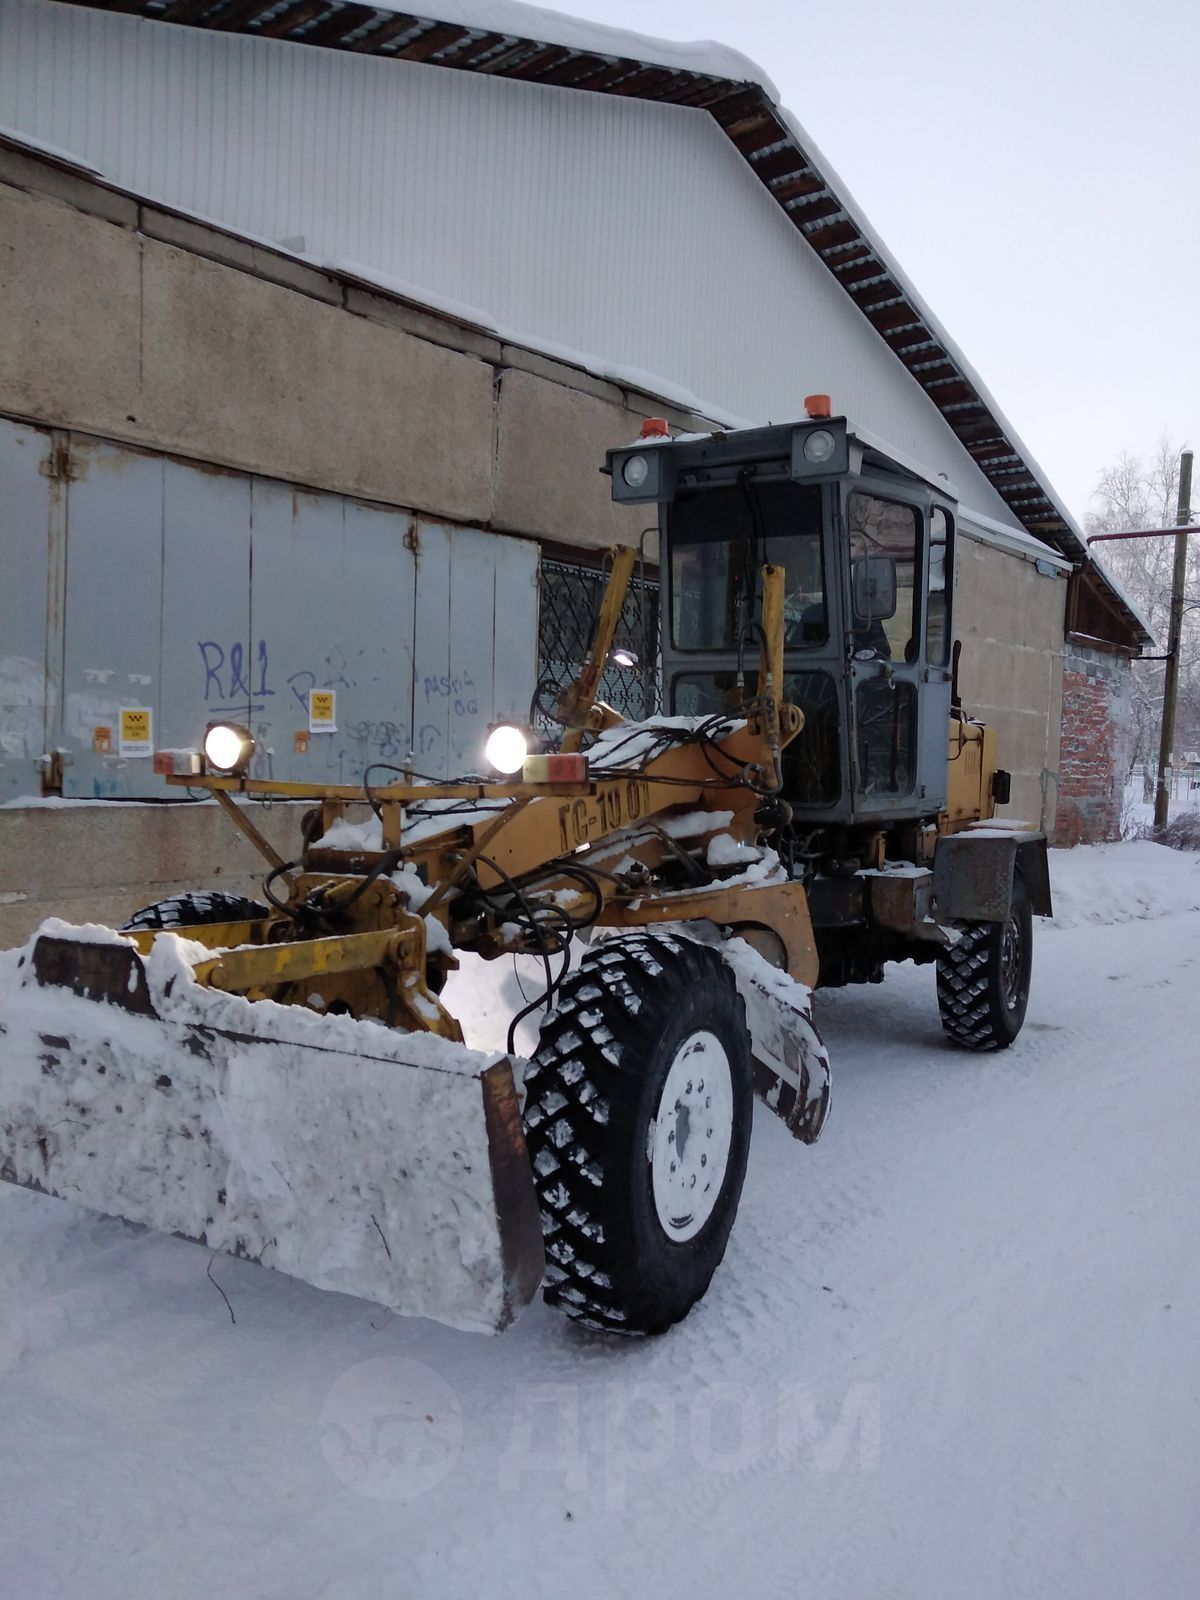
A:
118,707,152,757
308,690,337,734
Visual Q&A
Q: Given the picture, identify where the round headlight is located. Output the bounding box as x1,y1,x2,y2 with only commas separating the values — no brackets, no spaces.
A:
803,428,837,464
484,724,529,776
204,722,255,774
622,453,650,489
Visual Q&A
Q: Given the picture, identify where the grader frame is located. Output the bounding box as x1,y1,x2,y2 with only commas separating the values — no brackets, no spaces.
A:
1,415,1043,1337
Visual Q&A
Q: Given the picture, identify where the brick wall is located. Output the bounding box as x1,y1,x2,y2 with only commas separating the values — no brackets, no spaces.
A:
1055,640,1134,844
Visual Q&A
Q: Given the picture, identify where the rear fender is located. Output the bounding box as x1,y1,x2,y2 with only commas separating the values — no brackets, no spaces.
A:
932,831,1052,922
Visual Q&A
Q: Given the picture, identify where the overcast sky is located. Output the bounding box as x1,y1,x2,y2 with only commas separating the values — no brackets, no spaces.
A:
565,0,1198,523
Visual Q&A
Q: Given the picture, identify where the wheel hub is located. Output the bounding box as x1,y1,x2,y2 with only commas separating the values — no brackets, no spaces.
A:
1001,912,1024,1009
649,1031,734,1243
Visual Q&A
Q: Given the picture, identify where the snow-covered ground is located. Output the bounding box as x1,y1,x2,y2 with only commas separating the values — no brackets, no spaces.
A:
1122,777,1199,837
2,842,1199,1599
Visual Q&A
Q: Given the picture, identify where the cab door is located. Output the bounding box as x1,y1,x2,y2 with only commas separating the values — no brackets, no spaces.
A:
917,503,955,807
842,482,935,817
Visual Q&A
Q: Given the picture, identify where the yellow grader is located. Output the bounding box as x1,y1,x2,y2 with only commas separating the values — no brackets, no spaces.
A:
0,411,1050,1335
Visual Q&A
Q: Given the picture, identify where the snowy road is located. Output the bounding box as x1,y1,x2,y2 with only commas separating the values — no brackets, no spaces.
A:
2,844,1199,1600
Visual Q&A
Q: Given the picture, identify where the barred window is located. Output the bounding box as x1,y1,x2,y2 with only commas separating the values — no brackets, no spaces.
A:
535,557,660,734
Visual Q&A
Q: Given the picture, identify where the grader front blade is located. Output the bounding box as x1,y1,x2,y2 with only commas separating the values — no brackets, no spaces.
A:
0,926,544,1334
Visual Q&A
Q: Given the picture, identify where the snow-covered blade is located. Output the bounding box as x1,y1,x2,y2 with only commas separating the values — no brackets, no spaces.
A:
719,938,831,1144
0,926,544,1334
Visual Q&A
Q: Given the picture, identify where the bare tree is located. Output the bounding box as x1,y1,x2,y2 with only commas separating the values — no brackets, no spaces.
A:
1084,436,1200,775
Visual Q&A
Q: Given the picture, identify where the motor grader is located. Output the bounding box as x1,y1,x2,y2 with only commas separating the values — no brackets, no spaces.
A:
0,408,1050,1337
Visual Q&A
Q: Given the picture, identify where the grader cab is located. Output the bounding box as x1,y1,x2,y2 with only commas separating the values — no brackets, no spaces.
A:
607,407,1051,1006
0,410,1049,1337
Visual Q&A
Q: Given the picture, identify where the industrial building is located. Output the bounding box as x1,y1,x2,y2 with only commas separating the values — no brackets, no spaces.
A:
0,0,1150,943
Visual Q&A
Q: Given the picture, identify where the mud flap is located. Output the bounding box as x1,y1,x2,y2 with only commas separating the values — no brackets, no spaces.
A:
0,929,544,1334
717,937,831,1144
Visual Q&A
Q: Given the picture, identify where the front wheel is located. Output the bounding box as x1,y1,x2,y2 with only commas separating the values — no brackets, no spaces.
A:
936,875,1033,1050
121,890,270,932
523,933,754,1335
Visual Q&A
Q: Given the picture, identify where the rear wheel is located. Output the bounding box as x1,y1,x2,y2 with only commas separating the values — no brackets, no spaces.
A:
523,933,753,1335
936,875,1033,1050
121,891,270,932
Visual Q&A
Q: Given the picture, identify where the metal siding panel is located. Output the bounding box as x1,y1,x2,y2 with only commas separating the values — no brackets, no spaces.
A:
409,525,539,778
161,457,251,761
249,480,348,785
491,535,540,725
0,419,54,801
248,480,417,786
339,496,417,783
411,521,453,776
246,477,311,783
61,439,166,798
445,527,497,775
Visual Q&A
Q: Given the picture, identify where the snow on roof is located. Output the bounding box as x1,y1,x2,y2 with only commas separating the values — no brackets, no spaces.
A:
957,507,1073,573
327,256,749,424
0,119,103,175
364,0,778,95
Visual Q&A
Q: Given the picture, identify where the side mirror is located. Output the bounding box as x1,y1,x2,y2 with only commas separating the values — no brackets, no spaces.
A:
852,554,897,622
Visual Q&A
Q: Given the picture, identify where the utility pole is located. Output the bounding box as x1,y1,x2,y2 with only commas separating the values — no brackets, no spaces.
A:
1154,449,1194,831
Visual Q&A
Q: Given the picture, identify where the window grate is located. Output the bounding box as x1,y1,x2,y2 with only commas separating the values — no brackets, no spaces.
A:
535,557,661,733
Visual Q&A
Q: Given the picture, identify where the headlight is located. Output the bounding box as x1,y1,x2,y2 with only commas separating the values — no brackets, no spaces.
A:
622,454,650,489
203,721,255,774
484,724,529,775
803,428,837,464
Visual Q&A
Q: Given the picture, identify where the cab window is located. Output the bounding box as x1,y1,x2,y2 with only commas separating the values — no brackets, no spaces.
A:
670,483,826,651
926,507,952,668
846,493,920,662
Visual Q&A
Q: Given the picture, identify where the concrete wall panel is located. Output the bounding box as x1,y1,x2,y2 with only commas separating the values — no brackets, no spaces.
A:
0,183,142,435
0,800,304,948
140,245,496,525
493,369,650,551
954,535,1066,832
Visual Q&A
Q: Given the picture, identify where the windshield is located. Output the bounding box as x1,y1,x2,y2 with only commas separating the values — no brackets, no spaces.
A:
670,482,825,651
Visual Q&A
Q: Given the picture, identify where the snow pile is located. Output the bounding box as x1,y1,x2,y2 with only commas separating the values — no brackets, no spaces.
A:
588,714,745,772
707,833,763,869
316,814,386,852
1048,840,1200,930
316,797,509,855
658,807,735,840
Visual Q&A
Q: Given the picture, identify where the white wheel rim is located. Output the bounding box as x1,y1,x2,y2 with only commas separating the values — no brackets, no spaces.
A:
649,1031,734,1243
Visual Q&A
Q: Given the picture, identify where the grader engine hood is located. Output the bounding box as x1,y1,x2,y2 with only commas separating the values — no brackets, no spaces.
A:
0,924,544,1334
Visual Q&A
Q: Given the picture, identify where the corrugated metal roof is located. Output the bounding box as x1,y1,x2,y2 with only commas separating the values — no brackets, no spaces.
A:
38,0,1154,646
